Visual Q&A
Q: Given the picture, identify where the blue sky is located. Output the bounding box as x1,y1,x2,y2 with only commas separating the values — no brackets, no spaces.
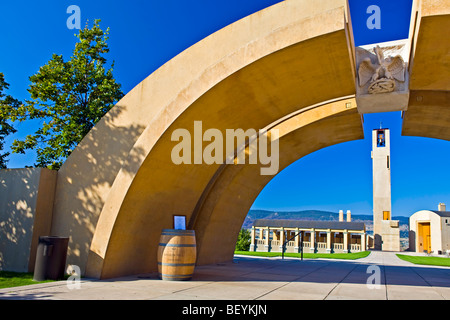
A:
1,0,448,217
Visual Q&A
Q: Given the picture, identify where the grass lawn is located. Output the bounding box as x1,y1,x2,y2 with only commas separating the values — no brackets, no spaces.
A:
0,271,56,289
234,250,371,260
396,254,450,267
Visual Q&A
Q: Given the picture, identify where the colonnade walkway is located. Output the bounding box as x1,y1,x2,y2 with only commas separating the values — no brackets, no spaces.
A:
0,251,449,300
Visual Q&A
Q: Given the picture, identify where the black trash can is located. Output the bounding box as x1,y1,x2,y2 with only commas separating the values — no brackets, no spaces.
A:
33,236,69,281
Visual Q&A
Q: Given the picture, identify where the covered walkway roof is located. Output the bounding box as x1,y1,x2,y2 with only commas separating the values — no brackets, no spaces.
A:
253,219,365,231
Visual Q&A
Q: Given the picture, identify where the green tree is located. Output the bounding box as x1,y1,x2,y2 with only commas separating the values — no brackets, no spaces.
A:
235,228,251,251
9,20,123,169
0,73,20,169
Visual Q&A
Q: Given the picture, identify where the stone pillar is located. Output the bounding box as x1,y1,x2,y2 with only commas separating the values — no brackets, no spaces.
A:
310,229,315,253
361,232,366,251
326,229,332,253
279,227,285,252
250,226,256,251
343,230,349,253
265,227,270,252
294,228,300,253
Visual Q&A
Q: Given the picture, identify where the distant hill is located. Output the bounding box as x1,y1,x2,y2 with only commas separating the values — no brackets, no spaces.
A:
242,209,409,240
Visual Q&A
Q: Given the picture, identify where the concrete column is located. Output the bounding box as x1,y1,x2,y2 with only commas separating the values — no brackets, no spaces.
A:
250,226,256,251
326,229,331,253
279,227,284,252
361,232,366,251
294,228,300,252
265,227,270,252
372,129,392,250
343,230,349,253
310,228,315,253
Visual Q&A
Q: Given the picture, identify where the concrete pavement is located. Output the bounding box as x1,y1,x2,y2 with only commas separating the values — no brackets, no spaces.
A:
0,251,449,300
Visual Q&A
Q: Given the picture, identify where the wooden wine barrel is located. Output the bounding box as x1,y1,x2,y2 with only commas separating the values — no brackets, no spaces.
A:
157,229,196,281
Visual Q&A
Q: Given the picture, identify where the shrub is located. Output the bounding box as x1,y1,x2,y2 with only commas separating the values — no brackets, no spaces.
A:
235,229,251,251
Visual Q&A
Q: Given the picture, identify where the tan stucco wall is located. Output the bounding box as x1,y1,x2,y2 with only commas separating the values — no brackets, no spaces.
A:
441,216,450,252
380,220,400,252
0,168,57,272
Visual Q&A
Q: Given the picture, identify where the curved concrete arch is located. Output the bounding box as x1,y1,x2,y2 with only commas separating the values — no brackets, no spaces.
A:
80,1,359,278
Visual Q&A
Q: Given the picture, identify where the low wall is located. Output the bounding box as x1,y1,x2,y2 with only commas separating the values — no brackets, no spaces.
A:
381,220,400,251
0,168,57,272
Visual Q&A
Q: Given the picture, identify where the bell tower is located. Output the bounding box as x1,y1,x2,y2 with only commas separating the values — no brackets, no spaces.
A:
372,128,392,250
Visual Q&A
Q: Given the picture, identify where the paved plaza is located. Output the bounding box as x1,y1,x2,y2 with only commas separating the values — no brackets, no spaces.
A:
0,251,449,300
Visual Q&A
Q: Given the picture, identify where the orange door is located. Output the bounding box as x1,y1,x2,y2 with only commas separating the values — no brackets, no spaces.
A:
418,222,431,253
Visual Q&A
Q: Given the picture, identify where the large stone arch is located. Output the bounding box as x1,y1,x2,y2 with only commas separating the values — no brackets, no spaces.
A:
402,1,450,139
48,0,450,279
83,0,358,278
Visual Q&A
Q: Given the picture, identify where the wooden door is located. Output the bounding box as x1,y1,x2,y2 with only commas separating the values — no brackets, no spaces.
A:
418,222,431,253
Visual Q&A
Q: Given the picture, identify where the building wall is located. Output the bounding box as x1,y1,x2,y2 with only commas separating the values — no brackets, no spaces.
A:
0,168,57,272
440,217,450,252
409,210,443,253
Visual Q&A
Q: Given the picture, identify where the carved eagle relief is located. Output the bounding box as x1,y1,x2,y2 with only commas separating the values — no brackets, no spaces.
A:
358,46,406,94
